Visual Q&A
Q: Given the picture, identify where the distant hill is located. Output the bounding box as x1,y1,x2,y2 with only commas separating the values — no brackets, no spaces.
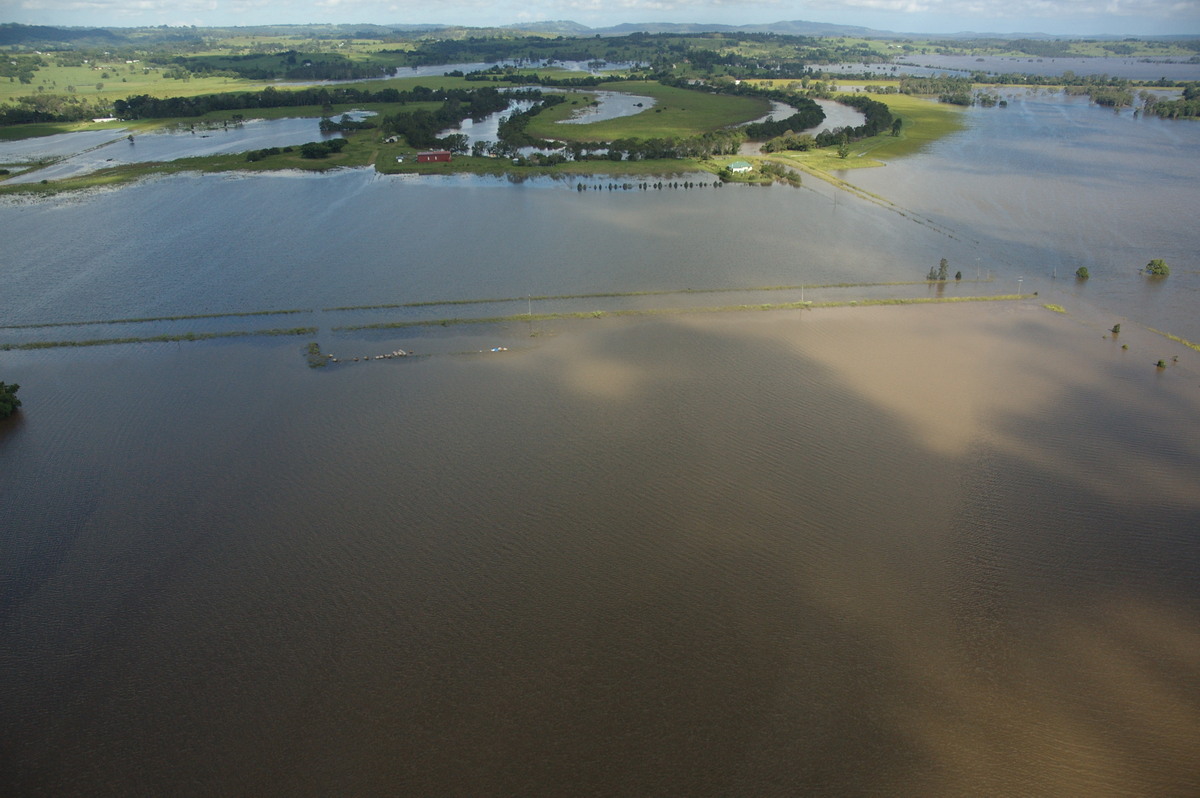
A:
0,22,124,46
592,20,890,38
500,20,593,35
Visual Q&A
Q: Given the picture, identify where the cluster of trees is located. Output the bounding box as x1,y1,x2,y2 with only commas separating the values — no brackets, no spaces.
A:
757,160,802,185
0,54,44,84
1064,84,1134,107
900,75,974,96
461,66,639,87
1144,258,1170,276
319,114,376,133
245,145,293,162
172,51,396,82
299,138,347,159
939,92,973,106
815,94,894,144
761,131,817,152
379,31,880,77
750,94,892,154
741,98,825,140
1147,84,1200,119
381,88,523,149
0,93,109,125
927,258,953,281
0,381,20,419
494,96,570,148
112,84,516,120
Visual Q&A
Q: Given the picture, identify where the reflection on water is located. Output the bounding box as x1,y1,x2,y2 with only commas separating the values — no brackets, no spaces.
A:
1,305,1197,795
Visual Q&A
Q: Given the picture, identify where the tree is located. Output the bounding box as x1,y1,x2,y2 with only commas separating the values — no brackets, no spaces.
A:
1145,258,1170,276
837,132,849,159
891,118,902,137
1075,266,1089,279
937,258,950,281
0,381,20,419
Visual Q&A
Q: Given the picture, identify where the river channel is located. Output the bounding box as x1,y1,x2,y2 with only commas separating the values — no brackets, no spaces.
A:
1,86,1198,796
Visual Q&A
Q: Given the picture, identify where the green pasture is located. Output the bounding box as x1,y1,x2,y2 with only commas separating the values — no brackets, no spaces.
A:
0,61,267,107
853,92,967,160
744,82,966,166
524,82,770,141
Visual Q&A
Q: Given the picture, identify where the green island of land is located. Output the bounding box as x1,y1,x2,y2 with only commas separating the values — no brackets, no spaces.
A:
2,26,1196,196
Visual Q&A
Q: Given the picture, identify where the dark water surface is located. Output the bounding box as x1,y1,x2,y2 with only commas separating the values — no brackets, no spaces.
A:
2,91,1200,795
2,306,1198,796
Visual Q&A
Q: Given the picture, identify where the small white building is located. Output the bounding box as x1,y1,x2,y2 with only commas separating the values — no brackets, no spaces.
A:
728,160,753,174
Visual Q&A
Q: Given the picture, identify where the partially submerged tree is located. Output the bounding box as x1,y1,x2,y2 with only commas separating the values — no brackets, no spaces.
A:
0,381,20,419
1075,266,1090,279
1145,259,1170,277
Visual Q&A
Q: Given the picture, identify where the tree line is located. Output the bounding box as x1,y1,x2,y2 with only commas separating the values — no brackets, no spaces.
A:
172,50,397,82
1147,83,1200,119
111,84,520,120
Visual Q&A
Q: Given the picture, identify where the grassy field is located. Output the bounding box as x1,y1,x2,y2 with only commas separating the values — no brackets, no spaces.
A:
742,82,967,170
0,61,268,107
524,81,770,141
851,92,968,161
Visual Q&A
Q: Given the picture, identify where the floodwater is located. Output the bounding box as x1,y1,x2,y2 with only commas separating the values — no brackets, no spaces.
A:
555,90,656,124
819,57,1200,82
0,129,131,164
903,54,1200,82
1,117,342,184
845,88,1200,342
2,89,1200,796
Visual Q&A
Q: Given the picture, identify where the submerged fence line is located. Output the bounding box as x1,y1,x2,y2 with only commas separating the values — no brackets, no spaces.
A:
2,280,997,334
0,308,314,331
1,327,316,351
1,285,1019,352
322,279,996,313
335,295,1029,332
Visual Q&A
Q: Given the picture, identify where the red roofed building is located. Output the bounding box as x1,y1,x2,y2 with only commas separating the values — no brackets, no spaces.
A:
417,150,452,163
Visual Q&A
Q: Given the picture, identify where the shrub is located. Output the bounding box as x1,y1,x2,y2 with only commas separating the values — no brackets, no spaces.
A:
1145,259,1170,276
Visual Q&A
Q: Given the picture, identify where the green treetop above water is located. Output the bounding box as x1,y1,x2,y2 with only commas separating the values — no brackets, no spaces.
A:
0,381,20,419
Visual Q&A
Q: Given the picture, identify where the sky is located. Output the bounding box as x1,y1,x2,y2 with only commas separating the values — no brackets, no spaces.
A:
2,0,1199,37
